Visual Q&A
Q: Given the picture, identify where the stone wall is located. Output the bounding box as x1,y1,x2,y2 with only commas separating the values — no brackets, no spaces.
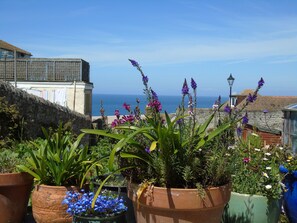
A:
0,80,92,139
104,108,283,133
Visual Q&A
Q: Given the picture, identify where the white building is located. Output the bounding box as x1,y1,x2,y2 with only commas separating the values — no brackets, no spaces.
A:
0,40,93,117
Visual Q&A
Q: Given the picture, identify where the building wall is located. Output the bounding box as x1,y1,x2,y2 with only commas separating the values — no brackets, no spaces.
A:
13,81,93,116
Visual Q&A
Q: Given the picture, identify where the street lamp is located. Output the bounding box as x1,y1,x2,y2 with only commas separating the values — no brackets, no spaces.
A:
227,74,235,107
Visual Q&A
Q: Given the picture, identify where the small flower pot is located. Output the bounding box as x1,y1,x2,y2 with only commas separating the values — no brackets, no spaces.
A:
222,192,282,223
72,213,126,223
283,172,297,223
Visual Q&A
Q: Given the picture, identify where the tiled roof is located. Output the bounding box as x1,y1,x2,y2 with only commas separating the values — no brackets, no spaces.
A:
0,40,32,56
236,93,297,111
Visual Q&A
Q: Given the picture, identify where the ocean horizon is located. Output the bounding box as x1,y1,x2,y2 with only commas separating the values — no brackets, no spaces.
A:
92,94,227,116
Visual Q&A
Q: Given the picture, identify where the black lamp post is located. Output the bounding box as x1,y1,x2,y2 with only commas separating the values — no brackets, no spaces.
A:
227,74,235,107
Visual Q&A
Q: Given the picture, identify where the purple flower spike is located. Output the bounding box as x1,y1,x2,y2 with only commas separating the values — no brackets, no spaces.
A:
128,59,139,67
182,79,189,95
242,113,249,125
145,147,151,153
123,102,131,112
224,105,231,114
258,77,265,88
263,109,268,114
247,93,257,103
142,75,149,84
191,78,197,90
236,127,242,137
151,90,158,100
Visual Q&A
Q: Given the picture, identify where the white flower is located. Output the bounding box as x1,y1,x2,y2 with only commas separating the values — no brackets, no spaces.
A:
266,167,272,170
264,145,270,149
263,157,268,161
225,153,231,156
251,133,259,137
254,148,261,151
262,172,269,178
228,145,235,150
279,146,284,150
265,152,271,156
265,185,272,190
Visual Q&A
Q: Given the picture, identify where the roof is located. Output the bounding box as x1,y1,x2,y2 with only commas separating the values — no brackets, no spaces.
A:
283,103,297,111
236,93,297,112
0,40,32,56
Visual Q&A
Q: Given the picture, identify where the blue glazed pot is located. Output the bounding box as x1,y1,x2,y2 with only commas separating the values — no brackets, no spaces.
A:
283,172,297,223
72,212,126,223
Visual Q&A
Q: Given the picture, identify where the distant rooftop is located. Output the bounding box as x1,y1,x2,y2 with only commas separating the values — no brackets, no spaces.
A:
0,40,32,56
235,90,297,111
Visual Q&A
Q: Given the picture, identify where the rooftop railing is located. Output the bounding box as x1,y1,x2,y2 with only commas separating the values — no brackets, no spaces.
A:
0,58,90,83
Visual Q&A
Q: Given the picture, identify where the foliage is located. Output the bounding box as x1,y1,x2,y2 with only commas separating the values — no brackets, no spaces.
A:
82,59,265,191
62,189,127,217
17,123,92,186
230,133,285,199
0,96,25,147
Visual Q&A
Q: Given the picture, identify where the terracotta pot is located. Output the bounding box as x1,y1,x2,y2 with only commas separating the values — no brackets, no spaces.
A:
127,182,231,223
0,172,33,223
32,184,79,223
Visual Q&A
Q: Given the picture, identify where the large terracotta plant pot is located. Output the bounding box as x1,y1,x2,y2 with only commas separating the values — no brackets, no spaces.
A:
0,172,33,223
127,182,231,223
283,173,297,223
32,184,79,223
222,192,282,223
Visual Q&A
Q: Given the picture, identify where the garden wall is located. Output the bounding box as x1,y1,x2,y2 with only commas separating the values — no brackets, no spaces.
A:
0,80,92,139
104,108,283,132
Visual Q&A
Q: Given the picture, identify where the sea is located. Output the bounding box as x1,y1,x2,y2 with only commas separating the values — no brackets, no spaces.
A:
92,94,227,116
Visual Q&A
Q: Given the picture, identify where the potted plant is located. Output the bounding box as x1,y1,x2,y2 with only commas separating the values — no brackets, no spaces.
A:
0,143,34,223
17,123,93,223
223,132,284,223
82,59,264,223
280,151,297,223
62,189,127,223
90,136,136,223
0,96,34,223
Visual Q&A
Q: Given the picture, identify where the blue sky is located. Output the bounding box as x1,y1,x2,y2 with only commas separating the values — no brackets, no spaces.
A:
1,0,297,97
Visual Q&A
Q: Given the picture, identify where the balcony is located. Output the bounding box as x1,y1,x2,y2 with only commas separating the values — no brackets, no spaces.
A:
0,58,90,83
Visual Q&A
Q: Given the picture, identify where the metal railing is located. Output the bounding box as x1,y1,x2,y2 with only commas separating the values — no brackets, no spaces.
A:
0,58,90,82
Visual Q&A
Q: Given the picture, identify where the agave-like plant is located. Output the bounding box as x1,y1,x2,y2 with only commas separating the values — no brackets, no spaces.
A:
17,123,92,186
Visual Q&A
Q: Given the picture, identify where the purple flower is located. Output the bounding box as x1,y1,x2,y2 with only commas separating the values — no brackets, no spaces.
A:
191,78,197,90
123,103,131,112
258,77,264,88
148,100,162,112
181,79,189,95
128,59,139,67
145,147,150,153
263,109,268,114
236,127,242,137
114,109,120,119
122,114,135,123
151,90,158,100
242,113,249,125
142,75,149,84
224,105,231,114
243,157,250,163
247,93,257,103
